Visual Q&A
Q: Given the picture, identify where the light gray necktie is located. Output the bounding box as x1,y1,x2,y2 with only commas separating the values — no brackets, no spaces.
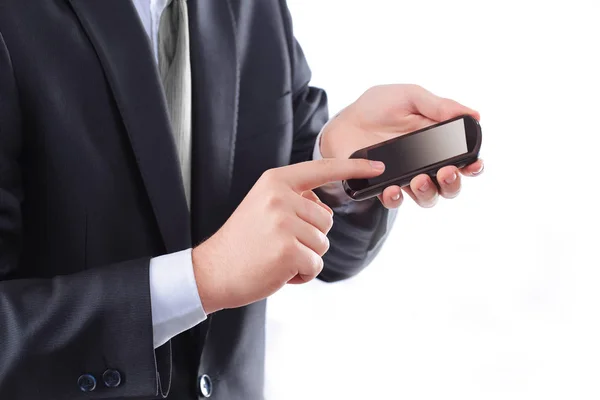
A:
158,0,192,208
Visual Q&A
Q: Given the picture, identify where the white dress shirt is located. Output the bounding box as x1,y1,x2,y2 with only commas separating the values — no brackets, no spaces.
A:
132,0,341,349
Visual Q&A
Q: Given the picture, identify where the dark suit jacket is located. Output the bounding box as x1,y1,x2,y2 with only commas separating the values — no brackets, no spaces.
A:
0,1,395,398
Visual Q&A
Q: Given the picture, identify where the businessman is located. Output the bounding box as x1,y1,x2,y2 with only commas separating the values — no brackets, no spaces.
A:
0,0,483,399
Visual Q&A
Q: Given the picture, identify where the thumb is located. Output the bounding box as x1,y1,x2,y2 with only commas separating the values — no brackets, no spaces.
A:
409,85,480,122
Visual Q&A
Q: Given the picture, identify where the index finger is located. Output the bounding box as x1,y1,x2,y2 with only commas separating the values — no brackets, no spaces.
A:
279,158,385,193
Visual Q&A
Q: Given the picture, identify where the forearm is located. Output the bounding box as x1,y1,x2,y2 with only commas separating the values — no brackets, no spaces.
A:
0,258,171,398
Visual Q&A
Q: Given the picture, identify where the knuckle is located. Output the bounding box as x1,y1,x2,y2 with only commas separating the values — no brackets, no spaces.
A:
368,84,388,93
274,241,291,263
280,238,299,260
273,212,292,231
308,203,333,234
301,197,314,215
310,255,324,275
298,253,323,282
265,192,284,209
438,103,451,118
325,214,334,232
261,168,279,183
307,189,319,201
363,86,375,96
318,234,330,256
405,83,422,93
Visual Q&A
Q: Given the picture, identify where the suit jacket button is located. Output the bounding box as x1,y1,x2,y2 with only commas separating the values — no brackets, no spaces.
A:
77,374,97,392
197,374,213,398
102,369,122,388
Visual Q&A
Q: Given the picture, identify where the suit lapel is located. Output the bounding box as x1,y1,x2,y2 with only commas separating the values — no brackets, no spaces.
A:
188,0,239,240
68,0,191,252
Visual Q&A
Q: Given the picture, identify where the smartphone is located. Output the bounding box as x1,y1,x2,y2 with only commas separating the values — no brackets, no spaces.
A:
343,115,482,201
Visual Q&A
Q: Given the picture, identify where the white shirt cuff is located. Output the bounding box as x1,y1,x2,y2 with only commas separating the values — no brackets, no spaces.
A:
312,120,345,196
312,124,326,161
149,248,207,349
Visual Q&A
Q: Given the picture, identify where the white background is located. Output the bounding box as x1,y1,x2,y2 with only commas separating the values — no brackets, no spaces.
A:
265,1,600,399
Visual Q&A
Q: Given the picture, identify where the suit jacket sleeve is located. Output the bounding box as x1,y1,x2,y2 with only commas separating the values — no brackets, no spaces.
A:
0,32,171,399
279,1,398,282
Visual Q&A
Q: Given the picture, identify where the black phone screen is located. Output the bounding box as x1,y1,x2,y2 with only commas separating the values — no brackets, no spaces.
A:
366,118,468,185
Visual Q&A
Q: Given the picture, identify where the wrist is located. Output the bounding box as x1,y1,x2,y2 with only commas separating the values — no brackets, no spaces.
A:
319,118,339,159
319,107,360,159
191,239,223,315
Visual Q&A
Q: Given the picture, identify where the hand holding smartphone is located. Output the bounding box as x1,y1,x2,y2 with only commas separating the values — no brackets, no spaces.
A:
343,115,482,201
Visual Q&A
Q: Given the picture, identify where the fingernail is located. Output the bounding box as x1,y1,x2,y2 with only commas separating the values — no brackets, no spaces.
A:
444,173,457,185
392,193,400,201
472,163,484,175
418,182,429,192
370,160,385,171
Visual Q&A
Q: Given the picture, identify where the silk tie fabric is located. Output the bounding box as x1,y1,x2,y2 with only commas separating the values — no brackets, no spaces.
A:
158,0,192,208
